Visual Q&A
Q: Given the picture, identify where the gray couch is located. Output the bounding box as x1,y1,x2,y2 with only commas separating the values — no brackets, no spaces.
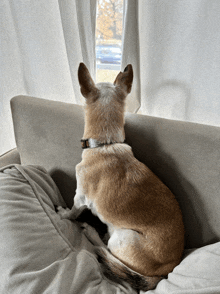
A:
0,95,220,293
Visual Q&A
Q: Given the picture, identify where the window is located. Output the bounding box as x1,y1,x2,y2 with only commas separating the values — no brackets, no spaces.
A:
96,0,123,83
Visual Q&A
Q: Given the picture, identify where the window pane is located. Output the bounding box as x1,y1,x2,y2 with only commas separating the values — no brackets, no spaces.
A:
96,0,123,83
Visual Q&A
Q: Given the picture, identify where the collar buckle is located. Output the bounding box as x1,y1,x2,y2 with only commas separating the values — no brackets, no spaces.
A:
81,139,90,149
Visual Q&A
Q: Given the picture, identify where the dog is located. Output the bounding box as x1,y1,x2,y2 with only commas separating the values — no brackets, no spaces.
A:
58,63,185,291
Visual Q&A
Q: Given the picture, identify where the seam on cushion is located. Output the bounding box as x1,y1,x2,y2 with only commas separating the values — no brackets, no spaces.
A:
0,148,17,158
14,164,76,253
0,163,21,172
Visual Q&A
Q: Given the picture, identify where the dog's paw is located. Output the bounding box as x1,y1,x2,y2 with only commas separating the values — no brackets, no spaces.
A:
56,206,71,219
81,223,105,247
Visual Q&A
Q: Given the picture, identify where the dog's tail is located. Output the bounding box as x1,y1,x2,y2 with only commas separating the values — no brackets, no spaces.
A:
95,246,163,291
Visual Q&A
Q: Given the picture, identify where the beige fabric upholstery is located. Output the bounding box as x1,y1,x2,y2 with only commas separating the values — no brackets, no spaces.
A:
11,95,220,249
0,148,21,168
11,96,84,208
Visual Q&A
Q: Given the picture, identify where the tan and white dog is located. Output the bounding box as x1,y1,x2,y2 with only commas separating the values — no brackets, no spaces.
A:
58,63,184,291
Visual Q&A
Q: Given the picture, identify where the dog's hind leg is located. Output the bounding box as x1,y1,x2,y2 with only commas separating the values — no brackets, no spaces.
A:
82,224,162,291
107,228,160,277
82,224,155,276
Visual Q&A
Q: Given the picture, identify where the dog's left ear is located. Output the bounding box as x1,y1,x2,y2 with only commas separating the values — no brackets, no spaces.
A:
114,64,133,95
78,63,98,99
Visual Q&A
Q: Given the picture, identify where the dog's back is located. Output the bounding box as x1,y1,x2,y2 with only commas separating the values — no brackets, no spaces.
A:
78,143,184,276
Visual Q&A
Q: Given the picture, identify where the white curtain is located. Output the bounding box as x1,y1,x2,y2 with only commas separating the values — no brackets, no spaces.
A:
0,0,96,155
122,0,220,127
2,0,220,155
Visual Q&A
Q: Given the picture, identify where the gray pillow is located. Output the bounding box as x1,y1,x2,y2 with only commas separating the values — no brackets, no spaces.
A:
0,164,134,293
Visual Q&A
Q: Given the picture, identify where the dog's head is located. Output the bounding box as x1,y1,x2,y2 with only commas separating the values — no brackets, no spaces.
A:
78,63,133,143
78,62,133,102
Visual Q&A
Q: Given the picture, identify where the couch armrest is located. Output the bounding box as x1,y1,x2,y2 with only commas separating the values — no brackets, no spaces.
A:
0,148,21,169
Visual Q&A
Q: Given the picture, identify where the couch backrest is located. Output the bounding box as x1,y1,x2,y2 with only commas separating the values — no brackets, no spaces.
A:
11,95,220,249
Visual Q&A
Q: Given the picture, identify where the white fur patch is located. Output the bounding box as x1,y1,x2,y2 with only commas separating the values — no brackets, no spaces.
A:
96,83,117,105
108,229,141,252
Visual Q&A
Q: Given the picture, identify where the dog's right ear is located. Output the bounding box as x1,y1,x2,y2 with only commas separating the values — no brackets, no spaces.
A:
114,64,133,95
78,63,98,99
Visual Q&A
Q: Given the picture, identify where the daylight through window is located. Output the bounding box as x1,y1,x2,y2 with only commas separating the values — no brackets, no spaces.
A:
96,0,123,83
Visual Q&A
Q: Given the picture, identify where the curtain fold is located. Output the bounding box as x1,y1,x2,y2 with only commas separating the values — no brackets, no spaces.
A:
122,0,220,127
122,0,141,113
0,0,96,155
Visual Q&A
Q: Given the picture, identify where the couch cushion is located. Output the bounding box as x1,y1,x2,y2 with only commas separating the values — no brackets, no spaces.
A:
11,95,220,249
11,96,84,208
0,148,21,168
0,164,135,294
124,113,220,249
145,242,220,294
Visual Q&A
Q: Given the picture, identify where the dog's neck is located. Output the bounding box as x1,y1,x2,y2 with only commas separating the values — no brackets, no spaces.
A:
82,107,125,146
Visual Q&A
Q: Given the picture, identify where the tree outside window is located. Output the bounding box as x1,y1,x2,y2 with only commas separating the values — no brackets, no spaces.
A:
96,0,123,83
